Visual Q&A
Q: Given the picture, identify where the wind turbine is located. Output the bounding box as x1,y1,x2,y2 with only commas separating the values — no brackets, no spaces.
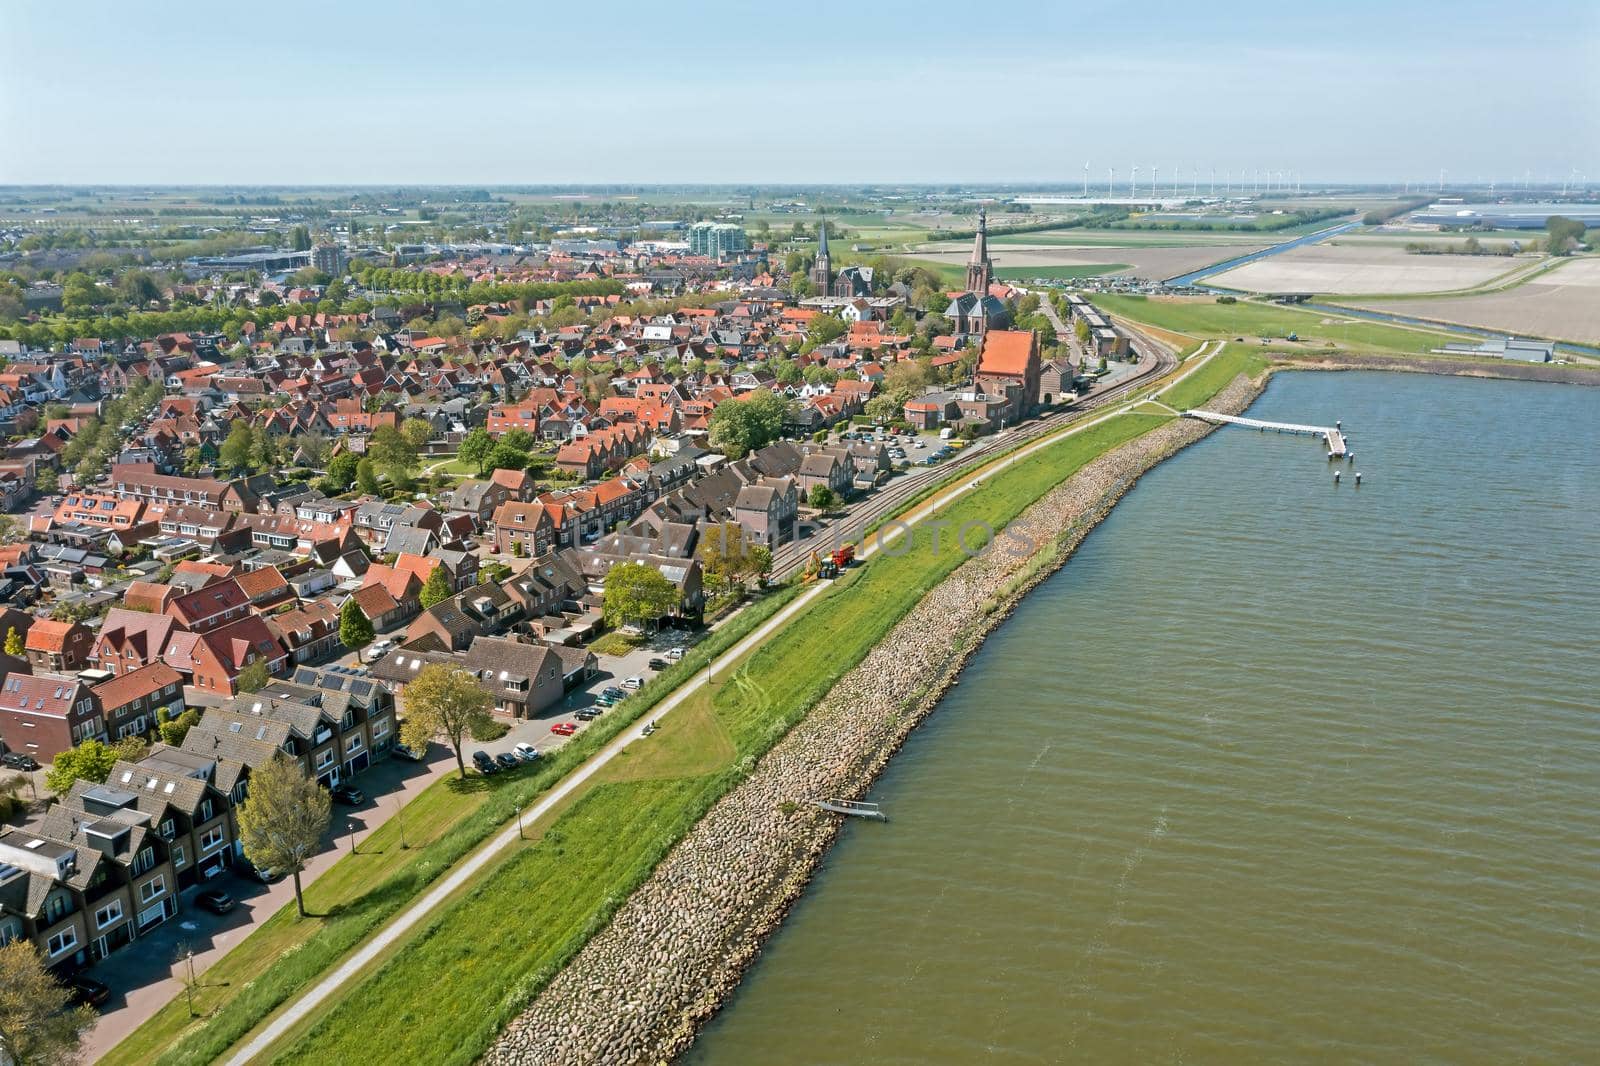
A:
1130,163,1139,199
1083,160,1090,198
1210,167,1216,196
1193,165,1200,197
1150,165,1159,200
1107,166,1115,197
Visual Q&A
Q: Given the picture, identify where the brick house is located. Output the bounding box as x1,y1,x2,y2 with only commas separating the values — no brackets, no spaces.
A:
91,663,184,741
91,609,183,677
25,619,94,674
0,675,105,763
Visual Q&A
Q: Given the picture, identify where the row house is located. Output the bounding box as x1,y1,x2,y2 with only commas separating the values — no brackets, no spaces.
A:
91,663,185,741
267,600,341,665
208,670,396,785
92,609,183,678
105,465,263,513
0,818,175,973
165,578,251,633
164,615,287,696
732,476,800,549
51,493,148,532
76,751,239,887
491,500,559,557
554,423,648,480
0,675,104,764
25,619,94,674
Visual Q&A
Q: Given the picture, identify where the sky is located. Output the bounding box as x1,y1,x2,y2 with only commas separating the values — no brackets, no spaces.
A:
2,0,1596,186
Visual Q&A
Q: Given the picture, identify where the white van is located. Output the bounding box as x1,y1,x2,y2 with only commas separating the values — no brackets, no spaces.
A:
939,427,954,440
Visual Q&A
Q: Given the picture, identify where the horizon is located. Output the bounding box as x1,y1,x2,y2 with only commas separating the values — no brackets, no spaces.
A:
4,0,1596,186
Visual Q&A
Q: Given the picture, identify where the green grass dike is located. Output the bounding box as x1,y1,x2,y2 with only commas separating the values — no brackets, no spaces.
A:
259,412,1183,1066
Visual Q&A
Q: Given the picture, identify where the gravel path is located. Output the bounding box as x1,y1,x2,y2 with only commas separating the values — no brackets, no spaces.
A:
484,372,1265,1066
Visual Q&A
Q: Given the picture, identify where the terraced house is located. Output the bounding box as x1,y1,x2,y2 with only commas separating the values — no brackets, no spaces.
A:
68,752,238,888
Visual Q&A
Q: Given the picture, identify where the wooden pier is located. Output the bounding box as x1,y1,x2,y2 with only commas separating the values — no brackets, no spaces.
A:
814,799,887,820
1185,409,1347,457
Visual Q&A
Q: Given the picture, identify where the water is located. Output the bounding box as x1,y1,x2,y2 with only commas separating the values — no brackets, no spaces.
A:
688,371,1600,1066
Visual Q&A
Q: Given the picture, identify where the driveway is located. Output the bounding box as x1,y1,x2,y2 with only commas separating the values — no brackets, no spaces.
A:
80,745,456,1060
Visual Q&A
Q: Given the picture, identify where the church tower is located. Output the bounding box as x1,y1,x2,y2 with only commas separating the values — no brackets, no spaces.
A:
810,216,832,293
965,208,992,293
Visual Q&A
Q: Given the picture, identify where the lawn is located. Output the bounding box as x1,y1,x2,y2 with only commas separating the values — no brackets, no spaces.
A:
1087,294,1469,355
587,631,643,656
1157,344,1270,411
994,263,1129,281
102,587,802,1066
262,412,1183,1066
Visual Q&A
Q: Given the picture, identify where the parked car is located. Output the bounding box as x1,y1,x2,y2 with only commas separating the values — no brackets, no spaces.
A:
665,647,686,662
601,686,625,699
329,783,364,806
551,722,579,736
195,888,236,915
622,676,645,691
513,743,541,762
494,752,520,771
393,742,426,762
647,657,670,670
472,750,498,774
1,751,40,771
64,974,111,1009
248,864,282,883
575,708,601,722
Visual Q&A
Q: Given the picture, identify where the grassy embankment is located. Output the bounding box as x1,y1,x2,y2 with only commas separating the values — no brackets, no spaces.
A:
99,586,802,1066
1087,293,1469,356
260,410,1205,1065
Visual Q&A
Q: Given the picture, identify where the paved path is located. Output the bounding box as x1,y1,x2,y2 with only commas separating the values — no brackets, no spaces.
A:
221,340,1227,1064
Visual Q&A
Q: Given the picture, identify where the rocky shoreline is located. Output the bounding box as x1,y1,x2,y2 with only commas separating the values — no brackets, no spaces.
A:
1271,350,1600,385
483,372,1266,1066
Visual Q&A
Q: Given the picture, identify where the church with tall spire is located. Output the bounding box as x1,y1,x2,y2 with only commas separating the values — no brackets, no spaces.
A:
944,207,1008,337
809,216,832,293
965,208,993,293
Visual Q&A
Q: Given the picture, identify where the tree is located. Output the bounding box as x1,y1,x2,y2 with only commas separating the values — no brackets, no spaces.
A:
2,626,21,657
400,417,434,451
235,754,331,918
219,421,257,473
457,426,493,476
0,940,96,1066
338,597,374,663
236,658,271,694
356,457,381,495
158,708,201,747
419,565,453,610
325,452,360,491
1545,215,1587,256
288,225,312,252
707,389,791,459
602,561,680,630
44,738,120,794
808,484,838,511
368,425,418,487
111,734,151,764
485,441,530,473
399,662,496,780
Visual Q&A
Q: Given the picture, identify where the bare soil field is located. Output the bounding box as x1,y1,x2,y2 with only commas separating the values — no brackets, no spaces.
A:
1209,242,1525,294
1347,257,1600,344
911,241,1267,280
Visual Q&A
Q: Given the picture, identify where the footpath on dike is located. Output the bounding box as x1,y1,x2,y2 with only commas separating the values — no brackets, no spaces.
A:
486,365,1267,1064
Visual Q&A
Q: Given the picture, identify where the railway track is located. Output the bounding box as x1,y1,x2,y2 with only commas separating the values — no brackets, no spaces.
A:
769,324,1181,579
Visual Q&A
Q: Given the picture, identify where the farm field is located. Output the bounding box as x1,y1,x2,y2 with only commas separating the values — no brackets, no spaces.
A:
1344,256,1600,345
987,228,1271,247
911,240,1267,281
993,263,1129,281
1208,242,1525,294
1088,294,1471,355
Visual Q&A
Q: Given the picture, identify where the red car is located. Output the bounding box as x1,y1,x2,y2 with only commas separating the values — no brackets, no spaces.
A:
550,722,579,736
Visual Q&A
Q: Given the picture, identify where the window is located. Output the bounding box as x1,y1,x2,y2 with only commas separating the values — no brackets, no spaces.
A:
132,847,154,877
139,877,166,904
171,844,186,867
315,749,334,770
199,826,224,853
159,819,174,839
371,718,390,740
47,928,78,957
200,799,214,822
95,900,123,929
45,894,68,924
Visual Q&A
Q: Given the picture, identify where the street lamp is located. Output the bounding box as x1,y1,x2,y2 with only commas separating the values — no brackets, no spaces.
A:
347,820,357,854
514,804,524,840
184,949,197,1018
394,796,408,850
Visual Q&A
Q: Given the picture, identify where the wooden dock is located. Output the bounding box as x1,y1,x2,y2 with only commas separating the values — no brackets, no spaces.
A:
1185,409,1347,457
814,799,887,820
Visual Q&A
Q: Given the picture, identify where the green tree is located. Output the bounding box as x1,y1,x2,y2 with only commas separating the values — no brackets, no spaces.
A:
400,418,434,451
0,940,96,1065
419,565,453,610
398,663,496,780
368,425,418,487
326,452,360,490
2,626,21,657
457,427,493,476
289,225,312,252
219,421,257,473
44,738,120,794
235,754,331,918
808,484,838,511
236,658,272,694
158,708,201,747
602,561,680,630
1545,215,1587,255
485,441,530,473
356,457,381,495
707,389,791,459
338,596,374,663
